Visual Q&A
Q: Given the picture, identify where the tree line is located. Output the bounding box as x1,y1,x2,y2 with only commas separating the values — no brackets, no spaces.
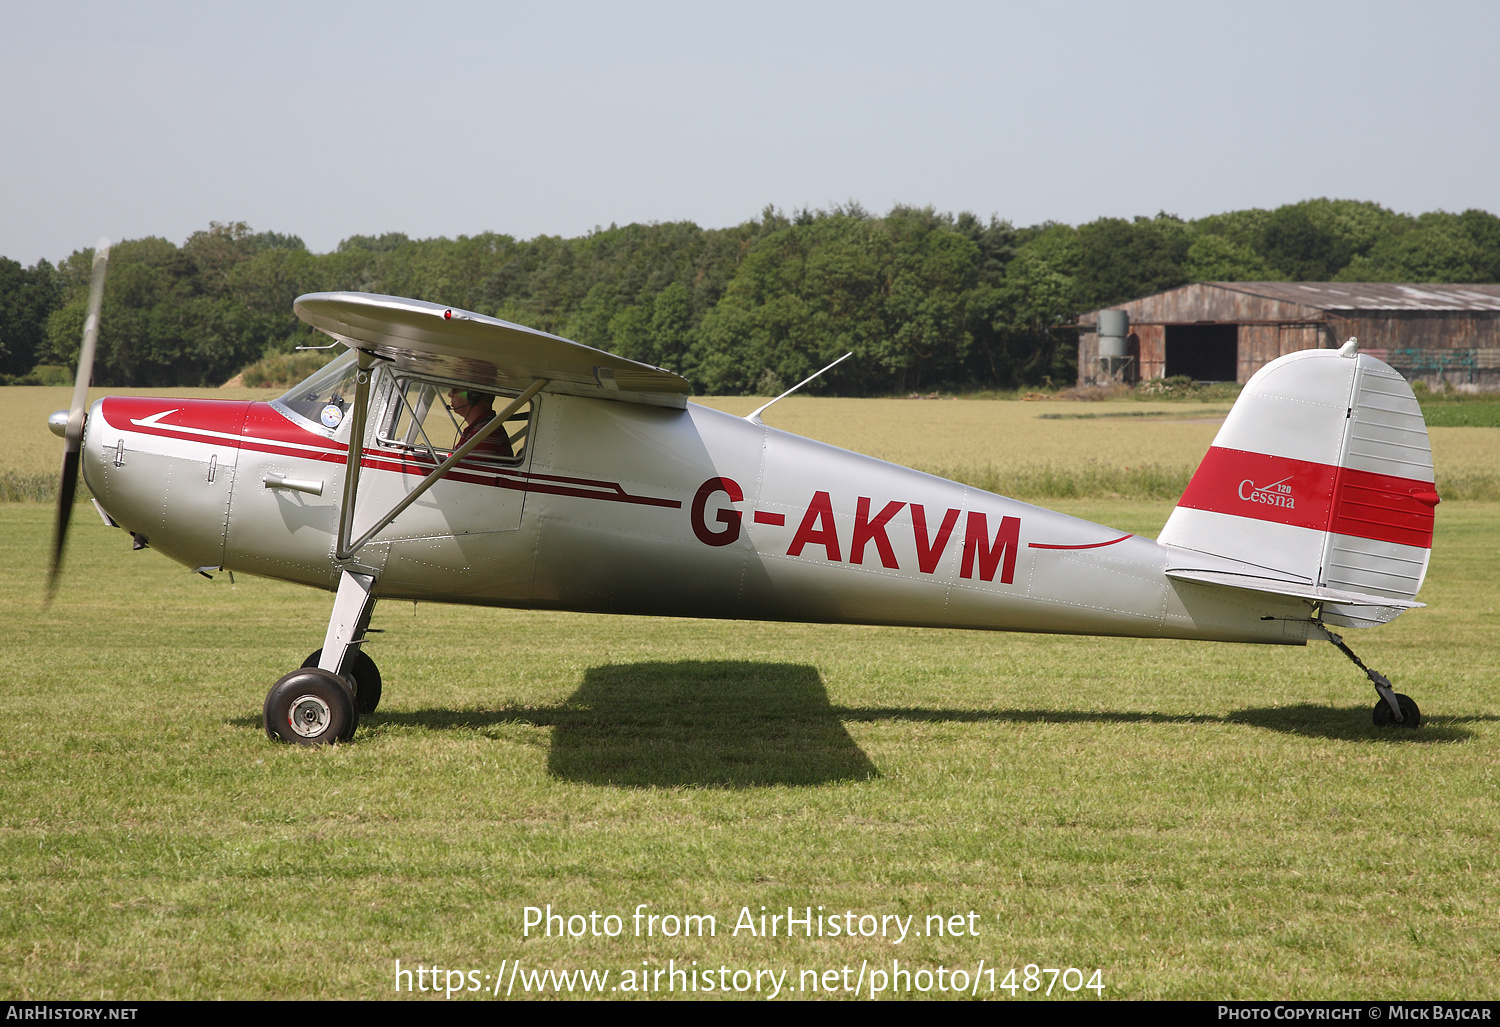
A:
3,199,1498,394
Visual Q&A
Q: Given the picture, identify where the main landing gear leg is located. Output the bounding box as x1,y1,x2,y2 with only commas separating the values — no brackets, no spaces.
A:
316,569,379,692
263,570,379,745
1317,618,1420,729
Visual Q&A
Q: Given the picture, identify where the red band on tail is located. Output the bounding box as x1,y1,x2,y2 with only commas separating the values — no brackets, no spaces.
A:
1177,447,1435,549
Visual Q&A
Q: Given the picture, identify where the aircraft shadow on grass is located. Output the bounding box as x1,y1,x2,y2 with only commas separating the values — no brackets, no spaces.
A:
543,661,881,788
248,662,1484,783
382,661,882,788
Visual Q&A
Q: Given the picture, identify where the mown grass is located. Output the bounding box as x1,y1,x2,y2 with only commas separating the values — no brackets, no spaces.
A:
4,386,1498,1000
1420,401,1500,428
4,500,1499,999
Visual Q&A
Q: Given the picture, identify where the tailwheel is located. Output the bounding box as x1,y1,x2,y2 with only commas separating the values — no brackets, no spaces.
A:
1372,693,1421,729
1318,617,1421,729
265,668,359,745
303,647,382,714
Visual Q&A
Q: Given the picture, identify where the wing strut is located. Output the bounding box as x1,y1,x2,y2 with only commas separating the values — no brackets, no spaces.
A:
333,349,547,560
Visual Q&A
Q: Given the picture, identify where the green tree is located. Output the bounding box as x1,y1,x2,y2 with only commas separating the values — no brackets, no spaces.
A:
337,232,412,253
1191,207,1274,251
650,282,693,370
562,281,620,349
0,257,62,378
1183,234,1282,281
1337,212,1485,282
43,236,277,386
1258,199,1407,280
1074,214,1191,310
983,223,1082,386
607,305,653,363
1457,209,1500,282
21,198,1494,394
1259,206,1352,279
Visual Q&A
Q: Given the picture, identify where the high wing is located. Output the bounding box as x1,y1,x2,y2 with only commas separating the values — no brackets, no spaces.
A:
293,292,691,408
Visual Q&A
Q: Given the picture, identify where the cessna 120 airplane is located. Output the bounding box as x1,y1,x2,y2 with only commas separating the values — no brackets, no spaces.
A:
48,243,1440,745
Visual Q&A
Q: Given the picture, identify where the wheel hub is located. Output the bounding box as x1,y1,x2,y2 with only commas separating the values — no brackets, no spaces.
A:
288,694,333,737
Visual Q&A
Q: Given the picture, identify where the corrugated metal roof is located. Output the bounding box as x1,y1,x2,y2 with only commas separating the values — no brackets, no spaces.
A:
1209,282,1500,312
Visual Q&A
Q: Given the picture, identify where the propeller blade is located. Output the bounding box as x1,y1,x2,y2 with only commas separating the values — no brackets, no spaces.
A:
46,237,110,602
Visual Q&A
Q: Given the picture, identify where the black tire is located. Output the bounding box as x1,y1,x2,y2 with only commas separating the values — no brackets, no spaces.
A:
303,648,382,714
1372,693,1421,729
265,668,359,745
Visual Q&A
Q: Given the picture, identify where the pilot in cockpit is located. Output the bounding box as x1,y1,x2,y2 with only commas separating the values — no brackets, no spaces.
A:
447,387,514,459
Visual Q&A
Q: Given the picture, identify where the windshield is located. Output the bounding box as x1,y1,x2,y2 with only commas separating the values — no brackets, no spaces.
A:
274,350,360,431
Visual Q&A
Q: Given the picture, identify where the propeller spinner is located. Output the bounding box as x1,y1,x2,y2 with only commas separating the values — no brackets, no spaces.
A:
46,238,110,601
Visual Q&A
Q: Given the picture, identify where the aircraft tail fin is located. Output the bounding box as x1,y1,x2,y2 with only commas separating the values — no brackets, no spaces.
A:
1157,341,1439,628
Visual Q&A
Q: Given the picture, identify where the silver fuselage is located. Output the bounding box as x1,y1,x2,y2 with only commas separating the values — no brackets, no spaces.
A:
82,370,1313,646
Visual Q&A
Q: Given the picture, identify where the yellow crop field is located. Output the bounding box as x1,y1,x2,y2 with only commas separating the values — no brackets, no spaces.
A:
698,396,1230,469
6,385,269,479
703,396,1500,499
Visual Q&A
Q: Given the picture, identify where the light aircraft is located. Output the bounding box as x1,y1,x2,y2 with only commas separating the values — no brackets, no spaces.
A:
48,245,1441,744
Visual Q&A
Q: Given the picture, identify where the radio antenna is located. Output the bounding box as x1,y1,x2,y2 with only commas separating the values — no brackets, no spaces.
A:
745,352,853,425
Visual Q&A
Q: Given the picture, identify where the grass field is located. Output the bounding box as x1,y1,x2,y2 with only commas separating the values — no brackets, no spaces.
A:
1420,401,1500,428
3,387,1498,1001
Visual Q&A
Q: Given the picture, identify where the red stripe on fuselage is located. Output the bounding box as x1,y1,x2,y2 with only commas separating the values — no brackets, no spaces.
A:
104,398,681,509
1177,447,1435,549
102,396,251,437
1028,534,1132,551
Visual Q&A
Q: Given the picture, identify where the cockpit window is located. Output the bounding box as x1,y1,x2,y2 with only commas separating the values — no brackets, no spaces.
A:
274,351,360,431
377,377,532,465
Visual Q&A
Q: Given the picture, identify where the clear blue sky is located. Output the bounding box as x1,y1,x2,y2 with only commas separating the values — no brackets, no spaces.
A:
3,0,1497,265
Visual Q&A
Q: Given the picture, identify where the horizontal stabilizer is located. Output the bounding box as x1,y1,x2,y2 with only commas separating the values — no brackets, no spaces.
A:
294,292,691,408
1166,568,1424,609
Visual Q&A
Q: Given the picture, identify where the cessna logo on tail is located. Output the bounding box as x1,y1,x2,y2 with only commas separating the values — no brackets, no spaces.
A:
1238,476,1295,509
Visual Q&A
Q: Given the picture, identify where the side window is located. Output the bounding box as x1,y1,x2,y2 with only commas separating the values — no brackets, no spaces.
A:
377,379,533,465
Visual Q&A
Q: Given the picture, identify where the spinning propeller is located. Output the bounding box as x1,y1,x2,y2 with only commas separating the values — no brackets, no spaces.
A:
46,238,110,601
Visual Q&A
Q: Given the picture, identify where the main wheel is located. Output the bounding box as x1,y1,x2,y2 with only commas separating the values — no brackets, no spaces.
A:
265,668,359,745
303,648,382,714
1372,693,1421,728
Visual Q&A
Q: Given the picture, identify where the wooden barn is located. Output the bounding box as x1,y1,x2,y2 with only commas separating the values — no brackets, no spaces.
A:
1076,282,1500,389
